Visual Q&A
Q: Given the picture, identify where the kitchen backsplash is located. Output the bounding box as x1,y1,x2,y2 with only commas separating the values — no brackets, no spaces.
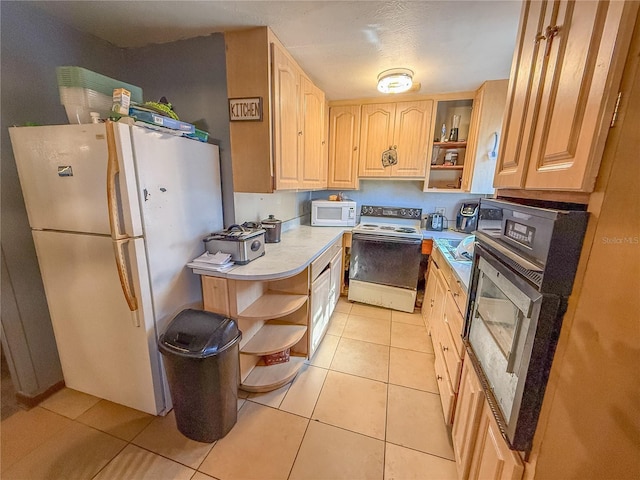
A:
314,180,487,229
234,180,487,232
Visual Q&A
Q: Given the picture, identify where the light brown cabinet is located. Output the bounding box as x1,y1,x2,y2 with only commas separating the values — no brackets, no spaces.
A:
358,100,433,178
299,76,327,190
452,354,524,480
452,360,486,480
426,246,466,425
494,0,638,193
461,80,509,194
225,27,327,193
327,105,360,189
468,400,524,480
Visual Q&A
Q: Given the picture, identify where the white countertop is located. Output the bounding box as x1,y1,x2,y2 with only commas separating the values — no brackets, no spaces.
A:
190,224,474,289
190,225,348,281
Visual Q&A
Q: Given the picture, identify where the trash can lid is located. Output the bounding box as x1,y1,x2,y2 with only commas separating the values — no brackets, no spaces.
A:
159,309,241,358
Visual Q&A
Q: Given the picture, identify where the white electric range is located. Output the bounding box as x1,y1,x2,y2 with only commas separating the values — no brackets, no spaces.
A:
349,205,423,312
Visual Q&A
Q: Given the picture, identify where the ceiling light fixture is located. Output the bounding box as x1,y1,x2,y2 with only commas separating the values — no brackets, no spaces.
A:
377,68,414,94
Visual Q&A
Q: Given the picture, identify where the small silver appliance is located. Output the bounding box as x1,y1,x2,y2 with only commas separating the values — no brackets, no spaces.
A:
203,225,265,265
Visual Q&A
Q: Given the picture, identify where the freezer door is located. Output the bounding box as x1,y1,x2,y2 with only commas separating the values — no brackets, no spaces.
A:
32,230,166,415
128,126,224,333
9,124,114,234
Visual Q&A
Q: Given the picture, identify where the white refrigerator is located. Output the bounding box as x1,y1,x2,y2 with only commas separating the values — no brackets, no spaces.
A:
9,121,223,415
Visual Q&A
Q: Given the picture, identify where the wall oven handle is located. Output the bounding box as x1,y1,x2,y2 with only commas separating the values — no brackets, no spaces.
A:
476,234,543,272
352,233,422,245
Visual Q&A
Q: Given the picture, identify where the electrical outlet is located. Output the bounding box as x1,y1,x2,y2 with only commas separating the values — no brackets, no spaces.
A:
435,207,446,216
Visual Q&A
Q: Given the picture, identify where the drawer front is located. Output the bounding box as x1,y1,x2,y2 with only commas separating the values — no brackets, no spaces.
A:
434,344,455,424
449,276,468,316
431,245,446,269
311,238,342,281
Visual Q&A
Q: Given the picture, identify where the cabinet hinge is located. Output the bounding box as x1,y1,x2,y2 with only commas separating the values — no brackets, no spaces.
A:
610,92,622,127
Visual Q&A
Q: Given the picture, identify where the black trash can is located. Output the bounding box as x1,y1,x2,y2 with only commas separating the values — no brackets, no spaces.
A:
158,309,242,443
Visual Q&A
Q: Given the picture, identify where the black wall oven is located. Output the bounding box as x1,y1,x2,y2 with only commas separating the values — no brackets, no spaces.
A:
464,198,588,451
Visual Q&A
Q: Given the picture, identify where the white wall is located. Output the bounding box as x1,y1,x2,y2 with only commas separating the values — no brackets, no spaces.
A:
233,191,312,230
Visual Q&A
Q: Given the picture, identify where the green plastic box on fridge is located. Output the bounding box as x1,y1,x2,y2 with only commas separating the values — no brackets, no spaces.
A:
56,66,143,103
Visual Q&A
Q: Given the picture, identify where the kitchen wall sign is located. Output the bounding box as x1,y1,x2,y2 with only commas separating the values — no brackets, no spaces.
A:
229,97,262,121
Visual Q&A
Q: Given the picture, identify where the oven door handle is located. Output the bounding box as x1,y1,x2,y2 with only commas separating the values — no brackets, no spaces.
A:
352,234,422,245
476,234,543,272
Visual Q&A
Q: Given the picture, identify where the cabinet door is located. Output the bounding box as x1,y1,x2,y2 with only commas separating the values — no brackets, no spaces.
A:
309,268,331,358
494,0,548,189
300,76,327,189
358,103,395,177
391,100,433,177
495,0,636,192
468,401,524,480
452,360,485,480
524,0,633,191
422,264,438,333
328,105,360,189
328,250,343,316
462,80,508,194
272,43,301,190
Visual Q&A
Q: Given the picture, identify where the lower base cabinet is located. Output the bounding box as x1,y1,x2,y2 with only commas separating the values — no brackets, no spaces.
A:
453,358,524,480
200,236,344,392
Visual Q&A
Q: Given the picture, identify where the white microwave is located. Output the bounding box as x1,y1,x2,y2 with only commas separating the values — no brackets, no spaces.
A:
311,200,357,226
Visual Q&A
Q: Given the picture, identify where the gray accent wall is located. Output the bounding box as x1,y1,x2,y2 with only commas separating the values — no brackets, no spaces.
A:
1,1,126,398
1,2,233,399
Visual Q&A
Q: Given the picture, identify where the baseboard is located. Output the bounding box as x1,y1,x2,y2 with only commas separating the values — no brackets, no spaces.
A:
15,380,66,409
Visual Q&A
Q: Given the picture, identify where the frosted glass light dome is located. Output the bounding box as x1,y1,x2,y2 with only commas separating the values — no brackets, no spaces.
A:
377,68,414,94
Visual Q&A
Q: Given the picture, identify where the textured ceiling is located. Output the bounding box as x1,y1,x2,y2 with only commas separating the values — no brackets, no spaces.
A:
31,1,522,100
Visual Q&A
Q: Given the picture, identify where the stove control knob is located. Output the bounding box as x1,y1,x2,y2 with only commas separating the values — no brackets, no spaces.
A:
408,209,415,217
401,209,406,216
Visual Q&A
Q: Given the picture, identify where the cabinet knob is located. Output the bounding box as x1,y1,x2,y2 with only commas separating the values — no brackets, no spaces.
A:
298,131,303,136
353,146,358,151
443,346,449,352
436,375,443,381
453,292,460,297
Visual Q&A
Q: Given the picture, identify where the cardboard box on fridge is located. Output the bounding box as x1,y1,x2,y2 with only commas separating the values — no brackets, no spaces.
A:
112,88,131,115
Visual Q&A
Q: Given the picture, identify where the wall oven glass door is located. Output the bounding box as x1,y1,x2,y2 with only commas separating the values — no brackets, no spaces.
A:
350,234,422,289
468,254,538,420
465,243,548,450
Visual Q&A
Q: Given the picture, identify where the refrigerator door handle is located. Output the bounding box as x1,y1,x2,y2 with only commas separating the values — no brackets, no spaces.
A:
107,121,138,313
106,120,127,241
112,238,139,312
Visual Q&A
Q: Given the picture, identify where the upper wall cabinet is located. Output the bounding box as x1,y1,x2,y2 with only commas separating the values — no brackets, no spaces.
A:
358,100,433,178
226,27,327,193
494,0,638,193
462,80,509,194
328,105,360,190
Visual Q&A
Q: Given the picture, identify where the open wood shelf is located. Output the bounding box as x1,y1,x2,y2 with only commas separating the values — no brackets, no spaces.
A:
237,293,308,321
240,355,306,393
431,165,464,170
240,322,307,356
433,141,467,148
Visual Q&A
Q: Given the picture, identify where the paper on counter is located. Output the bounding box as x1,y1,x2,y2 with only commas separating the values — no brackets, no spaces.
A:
188,251,234,272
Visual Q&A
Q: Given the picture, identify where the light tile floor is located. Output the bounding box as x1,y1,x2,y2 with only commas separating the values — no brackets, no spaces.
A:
0,299,457,480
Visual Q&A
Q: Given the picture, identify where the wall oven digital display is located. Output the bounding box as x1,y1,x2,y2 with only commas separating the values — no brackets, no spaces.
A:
505,219,535,247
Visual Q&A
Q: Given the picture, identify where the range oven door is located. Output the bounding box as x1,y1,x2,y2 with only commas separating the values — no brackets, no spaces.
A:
349,233,422,289
465,242,561,451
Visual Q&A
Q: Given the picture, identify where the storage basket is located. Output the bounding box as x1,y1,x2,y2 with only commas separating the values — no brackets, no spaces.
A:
59,86,113,124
